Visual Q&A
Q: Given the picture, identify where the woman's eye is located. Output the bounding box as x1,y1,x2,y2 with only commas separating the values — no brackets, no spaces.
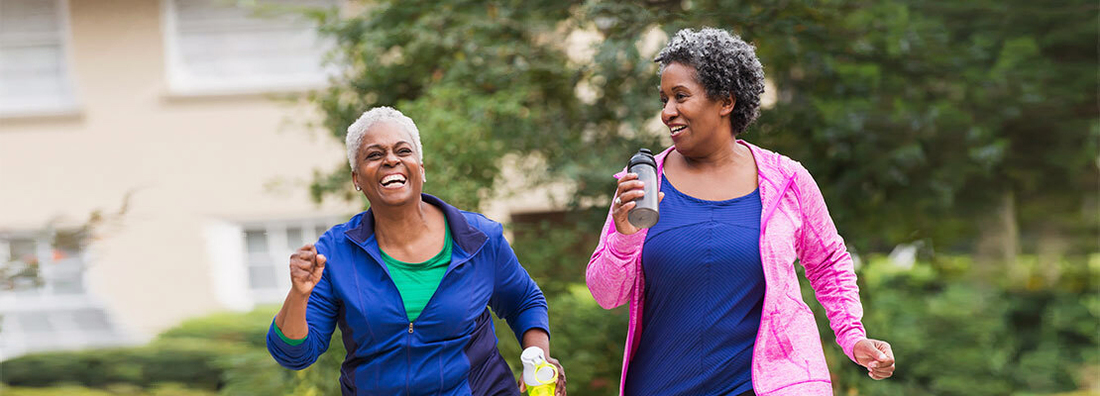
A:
675,93,687,100
399,148,412,155
659,97,668,104
367,152,382,159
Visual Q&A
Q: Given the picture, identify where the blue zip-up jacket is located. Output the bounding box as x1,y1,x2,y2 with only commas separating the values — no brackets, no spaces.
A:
267,194,550,395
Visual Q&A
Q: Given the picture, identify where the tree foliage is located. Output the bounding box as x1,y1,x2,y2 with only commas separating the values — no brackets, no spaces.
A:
308,0,1096,256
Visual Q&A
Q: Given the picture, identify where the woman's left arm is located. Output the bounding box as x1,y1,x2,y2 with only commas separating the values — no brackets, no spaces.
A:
487,223,566,393
794,165,895,380
487,223,549,343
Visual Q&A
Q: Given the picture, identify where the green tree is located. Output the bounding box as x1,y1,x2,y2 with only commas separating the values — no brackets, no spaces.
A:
312,0,579,210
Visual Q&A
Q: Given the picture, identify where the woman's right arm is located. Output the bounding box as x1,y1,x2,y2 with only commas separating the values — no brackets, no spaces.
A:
266,242,340,370
585,172,653,309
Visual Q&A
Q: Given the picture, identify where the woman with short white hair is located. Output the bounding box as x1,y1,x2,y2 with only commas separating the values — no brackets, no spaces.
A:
267,107,566,395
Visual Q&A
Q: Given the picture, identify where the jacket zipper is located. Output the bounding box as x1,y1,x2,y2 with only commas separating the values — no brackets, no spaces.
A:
406,321,413,395
402,258,470,395
751,173,796,393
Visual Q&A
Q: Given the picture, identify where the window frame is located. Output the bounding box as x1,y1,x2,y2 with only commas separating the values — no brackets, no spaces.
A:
159,0,337,97
0,230,87,298
240,217,339,303
0,229,128,359
0,0,80,118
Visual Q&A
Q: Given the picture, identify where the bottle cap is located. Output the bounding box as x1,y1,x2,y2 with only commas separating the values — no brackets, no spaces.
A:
629,148,657,169
535,365,557,384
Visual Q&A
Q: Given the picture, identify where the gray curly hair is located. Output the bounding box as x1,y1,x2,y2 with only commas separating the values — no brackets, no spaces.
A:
345,106,423,171
654,28,765,135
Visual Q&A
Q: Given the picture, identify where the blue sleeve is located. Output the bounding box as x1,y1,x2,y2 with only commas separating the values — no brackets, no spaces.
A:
265,237,341,370
487,225,550,344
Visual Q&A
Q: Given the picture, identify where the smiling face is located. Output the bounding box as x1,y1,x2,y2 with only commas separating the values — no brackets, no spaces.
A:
351,120,425,208
659,62,735,157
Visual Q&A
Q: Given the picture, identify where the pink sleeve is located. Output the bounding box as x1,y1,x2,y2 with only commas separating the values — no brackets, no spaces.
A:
793,165,867,363
585,172,647,310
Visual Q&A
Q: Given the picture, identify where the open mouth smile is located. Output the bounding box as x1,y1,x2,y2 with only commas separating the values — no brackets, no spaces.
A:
380,173,407,189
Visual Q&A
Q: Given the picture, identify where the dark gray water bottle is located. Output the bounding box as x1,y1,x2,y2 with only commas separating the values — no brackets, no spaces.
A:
627,148,660,229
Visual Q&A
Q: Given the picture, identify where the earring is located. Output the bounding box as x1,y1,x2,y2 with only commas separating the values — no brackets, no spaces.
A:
355,185,361,191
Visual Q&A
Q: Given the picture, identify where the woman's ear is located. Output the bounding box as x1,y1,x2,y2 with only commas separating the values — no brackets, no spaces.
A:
351,171,361,191
719,94,736,117
420,164,427,183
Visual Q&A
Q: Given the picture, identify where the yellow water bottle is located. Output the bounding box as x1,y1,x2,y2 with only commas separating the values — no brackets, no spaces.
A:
520,346,557,396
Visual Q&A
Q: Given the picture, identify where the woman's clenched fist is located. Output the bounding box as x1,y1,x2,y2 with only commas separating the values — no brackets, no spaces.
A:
290,244,326,296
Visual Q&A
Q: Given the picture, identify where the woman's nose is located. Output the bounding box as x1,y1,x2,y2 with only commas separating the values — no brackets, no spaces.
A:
383,151,400,165
661,101,678,123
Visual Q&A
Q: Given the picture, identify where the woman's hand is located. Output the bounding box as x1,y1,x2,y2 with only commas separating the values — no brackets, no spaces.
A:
517,355,567,396
518,329,566,395
289,244,326,297
853,338,895,380
546,355,566,396
611,173,663,235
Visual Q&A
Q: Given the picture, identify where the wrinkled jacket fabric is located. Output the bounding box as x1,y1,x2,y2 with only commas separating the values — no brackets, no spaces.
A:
586,141,867,396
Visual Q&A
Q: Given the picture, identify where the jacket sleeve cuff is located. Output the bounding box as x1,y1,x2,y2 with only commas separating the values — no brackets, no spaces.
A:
267,319,310,356
509,306,551,344
271,320,306,346
839,329,868,363
608,229,646,257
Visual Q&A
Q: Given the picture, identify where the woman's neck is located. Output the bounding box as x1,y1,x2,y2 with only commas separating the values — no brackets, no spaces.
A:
372,200,434,244
679,138,749,172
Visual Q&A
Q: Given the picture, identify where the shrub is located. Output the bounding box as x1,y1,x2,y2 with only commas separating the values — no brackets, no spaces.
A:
814,255,1098,396
157,305,347,396
0,340,241,390
156,307,279,349
0,384,216,395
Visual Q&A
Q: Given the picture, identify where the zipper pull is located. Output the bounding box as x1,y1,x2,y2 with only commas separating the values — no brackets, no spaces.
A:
408,323,414,334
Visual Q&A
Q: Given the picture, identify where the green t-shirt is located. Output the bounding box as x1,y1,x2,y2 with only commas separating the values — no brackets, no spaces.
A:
379,220,453,322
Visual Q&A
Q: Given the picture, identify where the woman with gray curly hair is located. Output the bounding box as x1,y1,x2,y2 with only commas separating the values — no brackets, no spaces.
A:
586,28,895,395
267,107,567,395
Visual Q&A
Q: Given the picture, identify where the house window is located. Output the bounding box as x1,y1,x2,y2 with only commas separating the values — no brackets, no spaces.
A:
243,219,334,303
162,0,339,95
0,230,84,296
0,0,77,117
0,230,129,359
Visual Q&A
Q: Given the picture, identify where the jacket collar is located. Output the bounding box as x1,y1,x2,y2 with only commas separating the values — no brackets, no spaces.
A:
344,194,488,259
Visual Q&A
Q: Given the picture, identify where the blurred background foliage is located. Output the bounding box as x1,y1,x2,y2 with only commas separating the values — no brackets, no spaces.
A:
3,0,1096,395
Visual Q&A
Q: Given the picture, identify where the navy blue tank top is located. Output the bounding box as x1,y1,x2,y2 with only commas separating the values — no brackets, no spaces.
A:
624,175,765,395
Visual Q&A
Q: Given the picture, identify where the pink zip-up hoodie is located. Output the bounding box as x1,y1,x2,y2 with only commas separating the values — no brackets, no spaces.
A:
586,141,867,396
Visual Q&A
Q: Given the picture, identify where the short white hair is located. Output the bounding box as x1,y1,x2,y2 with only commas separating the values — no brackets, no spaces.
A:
345,106,423,171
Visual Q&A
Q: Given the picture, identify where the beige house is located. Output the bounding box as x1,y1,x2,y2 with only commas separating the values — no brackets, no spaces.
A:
0,0,378,359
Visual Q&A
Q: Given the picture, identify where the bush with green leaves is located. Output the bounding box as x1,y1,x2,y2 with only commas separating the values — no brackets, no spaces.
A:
0,339,240,390
814,255,1098,396
0,384,215,396
154,305,346,396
